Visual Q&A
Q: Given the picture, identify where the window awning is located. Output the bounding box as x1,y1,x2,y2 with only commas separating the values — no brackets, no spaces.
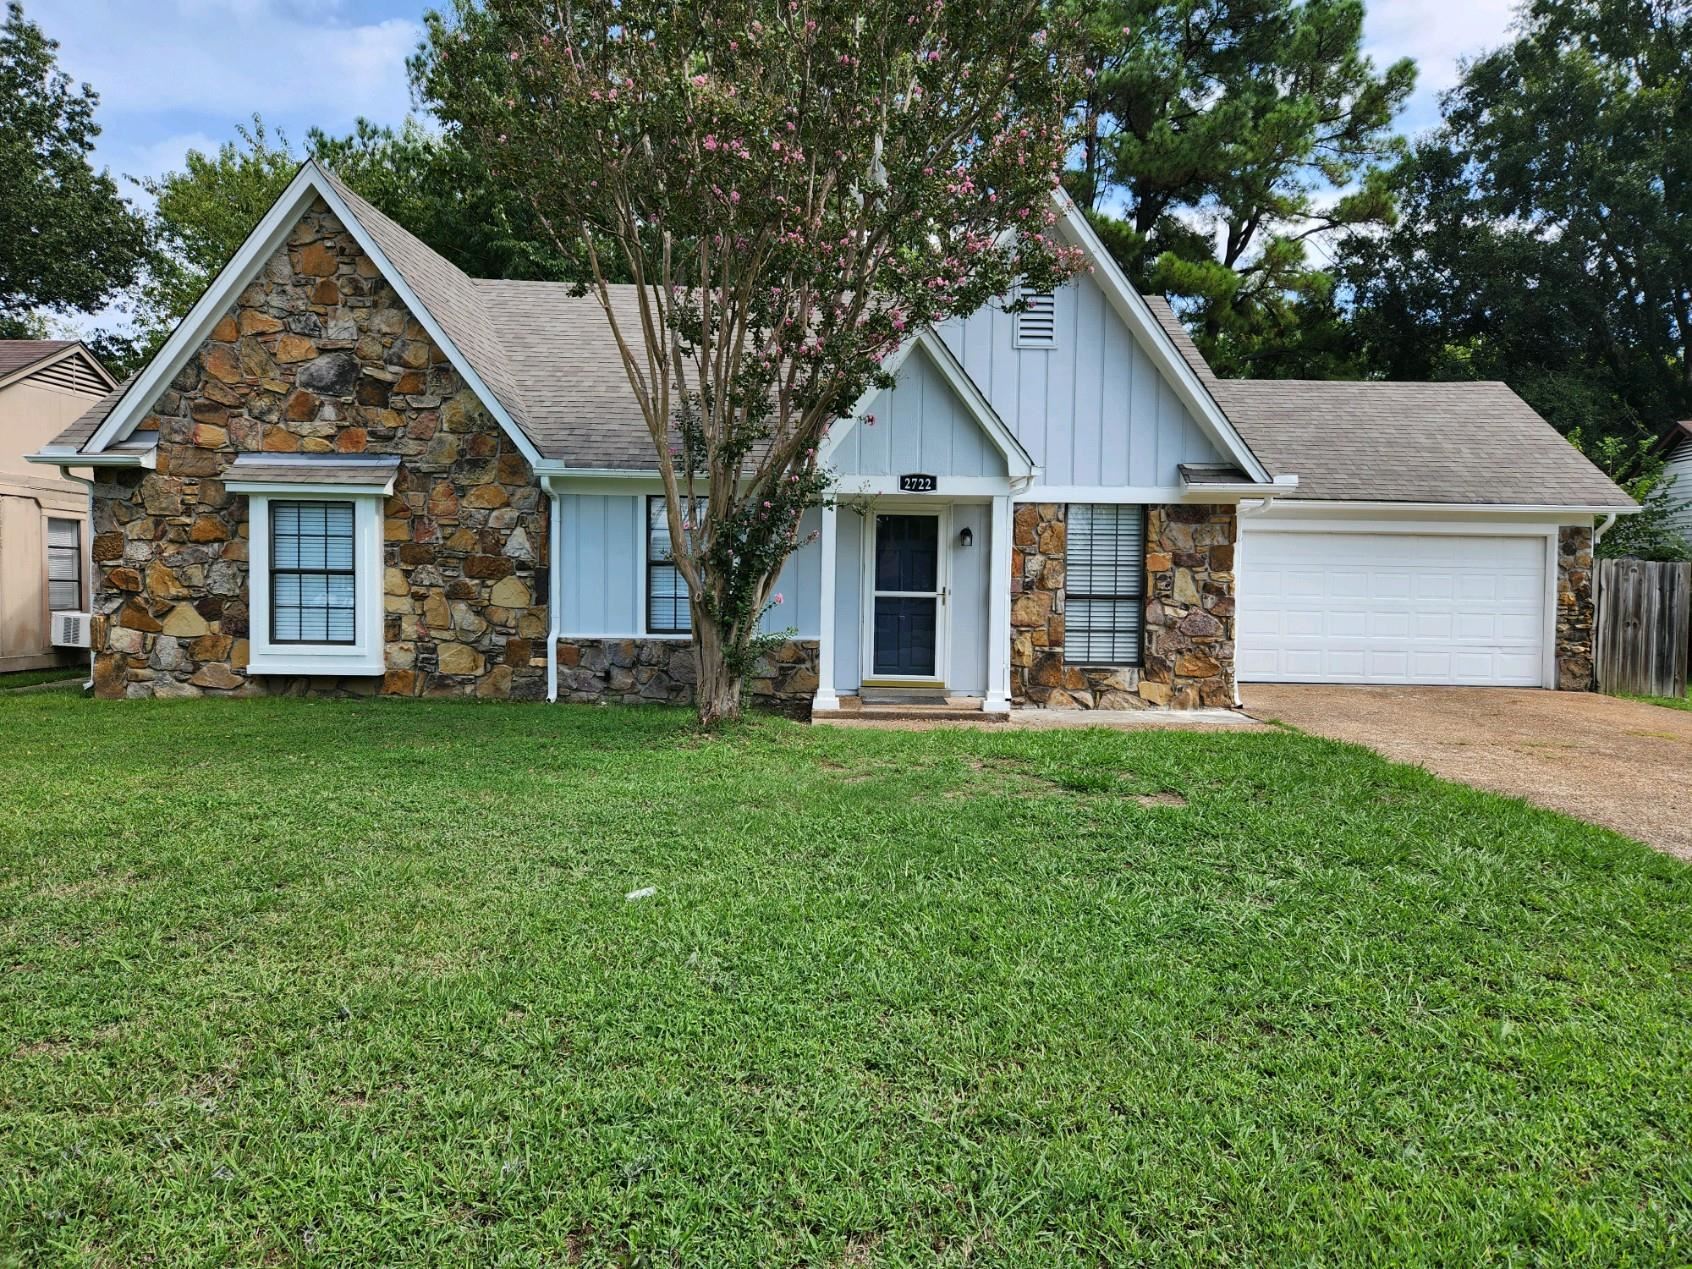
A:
222,454,401,495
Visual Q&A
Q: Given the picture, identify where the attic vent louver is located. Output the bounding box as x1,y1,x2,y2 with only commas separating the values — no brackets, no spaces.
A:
1014,290,1057,349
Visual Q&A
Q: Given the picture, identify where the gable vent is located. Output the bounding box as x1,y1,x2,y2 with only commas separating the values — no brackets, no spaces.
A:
29,355,104,396
1014,290,1057,349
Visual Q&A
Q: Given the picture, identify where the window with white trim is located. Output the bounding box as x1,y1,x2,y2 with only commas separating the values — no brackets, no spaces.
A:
646,495,698,634
1014,290,1057,348
1065,504,1145,665
46,518,82,611
243,491,384,676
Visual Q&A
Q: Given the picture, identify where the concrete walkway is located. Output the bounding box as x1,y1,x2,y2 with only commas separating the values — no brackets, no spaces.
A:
1244,684,1692,861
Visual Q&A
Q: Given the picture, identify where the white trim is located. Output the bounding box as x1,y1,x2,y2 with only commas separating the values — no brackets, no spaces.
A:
1051,191,1273,486
985,494,1011,711
225,479,397,497
822,328,1036,481
813,502,840,711
860,505,951,686
545,476,562,702
1260,499,1635,518
27,448,157,469
1015,484,1186,504
83,161,545,470
559,633,694,643
245,490,385,678
835,475,1020,498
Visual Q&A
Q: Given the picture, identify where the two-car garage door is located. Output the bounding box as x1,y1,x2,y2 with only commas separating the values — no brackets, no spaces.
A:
1238,529,1549,687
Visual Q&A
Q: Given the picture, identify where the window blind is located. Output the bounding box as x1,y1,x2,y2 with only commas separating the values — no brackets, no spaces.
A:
271,501,357,644
46,518,81,611
1065,504,1145,665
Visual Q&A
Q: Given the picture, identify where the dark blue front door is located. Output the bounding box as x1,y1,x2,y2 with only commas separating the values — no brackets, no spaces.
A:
872,514,940,678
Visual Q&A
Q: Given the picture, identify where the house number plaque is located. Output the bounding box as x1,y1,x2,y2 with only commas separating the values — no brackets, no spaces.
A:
898,473,938,493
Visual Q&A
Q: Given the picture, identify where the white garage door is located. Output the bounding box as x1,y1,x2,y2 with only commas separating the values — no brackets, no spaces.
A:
1239,530,1548,686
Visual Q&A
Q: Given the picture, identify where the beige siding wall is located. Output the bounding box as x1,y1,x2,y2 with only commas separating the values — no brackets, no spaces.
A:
0,374,100,670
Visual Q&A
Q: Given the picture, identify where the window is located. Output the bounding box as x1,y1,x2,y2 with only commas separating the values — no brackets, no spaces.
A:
1014,290,1057,348
646,495,696,634
46,518,81,611
270,501,357,644
1065,504,1145,664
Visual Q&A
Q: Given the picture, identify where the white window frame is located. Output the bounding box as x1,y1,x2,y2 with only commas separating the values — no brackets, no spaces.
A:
45,516,83,613
246,491,385,677
1065,503,1146,667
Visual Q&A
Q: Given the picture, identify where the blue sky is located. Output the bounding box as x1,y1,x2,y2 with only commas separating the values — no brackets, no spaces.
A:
35,0,1519,196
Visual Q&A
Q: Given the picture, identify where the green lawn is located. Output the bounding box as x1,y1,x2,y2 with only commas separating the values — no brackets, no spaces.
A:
1629,686,1692,712
2,697,1689,1265
0,666,85,691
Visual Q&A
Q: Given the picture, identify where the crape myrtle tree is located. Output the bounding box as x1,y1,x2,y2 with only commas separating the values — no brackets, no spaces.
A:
415,1,1084,724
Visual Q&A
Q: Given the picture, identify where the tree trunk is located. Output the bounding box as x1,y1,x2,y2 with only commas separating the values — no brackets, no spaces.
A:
692,614,743,726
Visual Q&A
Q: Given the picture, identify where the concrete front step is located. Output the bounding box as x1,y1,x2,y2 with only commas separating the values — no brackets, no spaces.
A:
812,696,1010,725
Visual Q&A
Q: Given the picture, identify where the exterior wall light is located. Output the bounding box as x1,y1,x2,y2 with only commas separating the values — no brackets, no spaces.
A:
958,526,974,548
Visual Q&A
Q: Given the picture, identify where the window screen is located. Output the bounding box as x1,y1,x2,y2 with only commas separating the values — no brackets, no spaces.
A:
46,518,81,611
1065,504,1145,665
647,496,699,634
271,501,357,644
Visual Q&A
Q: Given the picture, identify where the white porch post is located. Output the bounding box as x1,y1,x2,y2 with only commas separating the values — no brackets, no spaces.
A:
986,494,1012,712
813,500,841,711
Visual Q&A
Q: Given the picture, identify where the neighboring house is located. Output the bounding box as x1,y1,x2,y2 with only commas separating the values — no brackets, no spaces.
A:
1,341,115,673
1653,420,1692,544
28,161,1635,708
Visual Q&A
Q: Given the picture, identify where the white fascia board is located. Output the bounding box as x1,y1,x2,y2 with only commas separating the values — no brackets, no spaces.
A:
1260,499,1640,518
83,160,544,470
819,329,1034,479
1050,193,1273,486
225,478,397,497
26,448,155,469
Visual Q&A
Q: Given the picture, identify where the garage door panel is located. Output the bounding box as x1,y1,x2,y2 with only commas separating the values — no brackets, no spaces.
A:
1241,530,1547,687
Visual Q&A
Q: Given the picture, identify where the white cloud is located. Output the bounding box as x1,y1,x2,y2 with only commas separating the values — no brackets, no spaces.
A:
50,1,419,118
1365,0,1522,134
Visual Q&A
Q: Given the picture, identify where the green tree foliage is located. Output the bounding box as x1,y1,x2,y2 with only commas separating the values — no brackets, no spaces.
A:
416,0,1082,722
1062,0,1413,376
1571,432,1692,561
1340,0,1692,452
0,2,147,337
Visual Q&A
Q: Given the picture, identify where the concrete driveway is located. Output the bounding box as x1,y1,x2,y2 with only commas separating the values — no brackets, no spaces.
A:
1243,684,1692,861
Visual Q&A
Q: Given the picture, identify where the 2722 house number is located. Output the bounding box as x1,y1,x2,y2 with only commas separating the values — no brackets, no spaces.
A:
898,473,938,492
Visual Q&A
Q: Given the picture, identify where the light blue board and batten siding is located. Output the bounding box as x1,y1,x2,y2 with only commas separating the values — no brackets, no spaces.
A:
937,270,1225,486
558,493,823,638
831,344,1007,478
1665,439,1692,542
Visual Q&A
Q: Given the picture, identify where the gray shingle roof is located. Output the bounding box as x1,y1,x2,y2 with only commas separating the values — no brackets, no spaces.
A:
0,340,76,379
226,454,401,489
1144,297,1633,509
46,381,128,450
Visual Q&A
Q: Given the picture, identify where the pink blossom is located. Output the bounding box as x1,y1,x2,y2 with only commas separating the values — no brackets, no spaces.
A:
773,592,784,605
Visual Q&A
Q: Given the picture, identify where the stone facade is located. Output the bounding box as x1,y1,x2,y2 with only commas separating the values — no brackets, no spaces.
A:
88,198,548,700
1008,501,1237,709
556,638,820,710
1141,505,1237,708
1556,525,1596,691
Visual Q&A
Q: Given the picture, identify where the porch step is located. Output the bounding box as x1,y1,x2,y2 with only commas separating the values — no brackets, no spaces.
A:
813,696,1010,725
859,684,950,705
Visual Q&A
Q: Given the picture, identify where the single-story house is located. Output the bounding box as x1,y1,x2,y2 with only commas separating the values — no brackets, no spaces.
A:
1653,420,1692,545
1,340,115,673
30,160,1635,708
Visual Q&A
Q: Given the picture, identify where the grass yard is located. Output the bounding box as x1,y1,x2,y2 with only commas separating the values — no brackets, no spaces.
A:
2,696,1689,1265
1630,686,1692,712
0,666,85,692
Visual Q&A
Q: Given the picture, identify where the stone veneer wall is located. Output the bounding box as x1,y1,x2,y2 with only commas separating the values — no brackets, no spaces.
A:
1556,525,1596,691
88,197,548,700
1009,501,1236,709
556,638,820,710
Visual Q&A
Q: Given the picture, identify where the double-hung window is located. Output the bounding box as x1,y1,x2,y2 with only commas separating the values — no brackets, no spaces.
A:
226,458,395,677
1065,504,1145,665
646,495,698,635
46,518,82,611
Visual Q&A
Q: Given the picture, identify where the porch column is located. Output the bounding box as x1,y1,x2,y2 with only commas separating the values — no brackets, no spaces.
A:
813,500,840,711
986,494,1012,712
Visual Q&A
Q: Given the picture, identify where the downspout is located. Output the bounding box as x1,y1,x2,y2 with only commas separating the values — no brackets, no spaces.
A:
57,465,98,692
545,476,562,703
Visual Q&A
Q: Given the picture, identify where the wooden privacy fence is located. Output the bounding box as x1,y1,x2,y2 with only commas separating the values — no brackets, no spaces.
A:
1595,558,1691,699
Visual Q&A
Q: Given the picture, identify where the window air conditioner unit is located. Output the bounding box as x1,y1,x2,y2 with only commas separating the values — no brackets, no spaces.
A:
50,611,90,648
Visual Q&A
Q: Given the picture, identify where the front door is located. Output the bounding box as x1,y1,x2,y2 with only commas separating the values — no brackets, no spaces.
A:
871,512,944,679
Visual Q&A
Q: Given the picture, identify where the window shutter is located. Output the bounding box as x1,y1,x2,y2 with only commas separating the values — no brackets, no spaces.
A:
1065,504,1145,665
1014,290,1057,348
